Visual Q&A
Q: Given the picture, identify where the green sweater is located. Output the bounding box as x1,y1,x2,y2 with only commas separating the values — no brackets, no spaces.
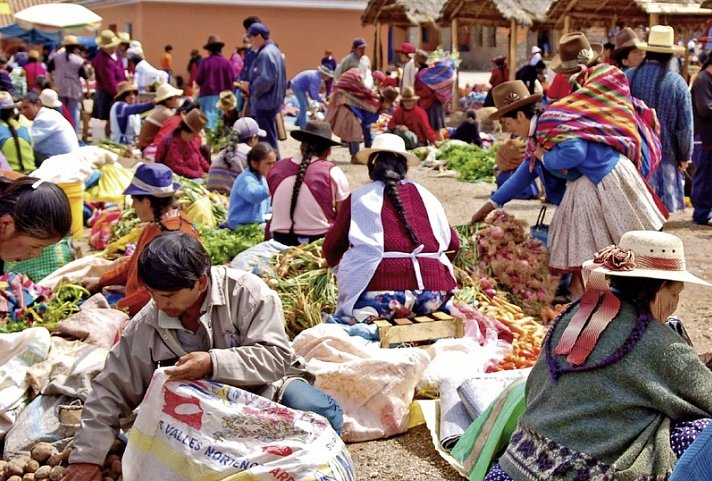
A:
500,301,712,481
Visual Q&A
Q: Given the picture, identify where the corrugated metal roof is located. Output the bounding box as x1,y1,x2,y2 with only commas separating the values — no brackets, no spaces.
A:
0,0,59,28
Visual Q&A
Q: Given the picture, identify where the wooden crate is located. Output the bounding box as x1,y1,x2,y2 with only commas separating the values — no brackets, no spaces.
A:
373,312,465,348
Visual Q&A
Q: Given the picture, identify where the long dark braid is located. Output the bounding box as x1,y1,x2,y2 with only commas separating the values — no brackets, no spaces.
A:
368,152,420,245
288,141,328,233
134,195,176,231
222,129,241,169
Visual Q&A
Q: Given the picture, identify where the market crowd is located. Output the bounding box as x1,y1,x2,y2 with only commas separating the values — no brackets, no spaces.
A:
0,11,710,481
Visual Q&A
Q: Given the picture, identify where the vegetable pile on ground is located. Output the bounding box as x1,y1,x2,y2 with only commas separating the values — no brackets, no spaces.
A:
456,211,558,321
0,283,90,334
174,175,228,226
196,224,264,265
436,143,497,183
262,240,337,339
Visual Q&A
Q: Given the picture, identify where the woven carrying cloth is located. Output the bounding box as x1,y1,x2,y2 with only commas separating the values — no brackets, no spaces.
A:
416,58,456,104
532,64,661,176
333,68,380,113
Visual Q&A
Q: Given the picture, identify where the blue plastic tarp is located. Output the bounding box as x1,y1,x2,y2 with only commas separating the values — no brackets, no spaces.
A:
0,24,96,50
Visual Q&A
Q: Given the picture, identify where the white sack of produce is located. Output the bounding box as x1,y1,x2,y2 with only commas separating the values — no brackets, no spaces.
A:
292,324,430,442
56,294,128,349
0,327,51,439
123,370,354,481
31,146,118,184
38,256,118,290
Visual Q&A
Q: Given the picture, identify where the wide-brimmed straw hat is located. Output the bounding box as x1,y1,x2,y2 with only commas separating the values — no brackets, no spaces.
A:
488,80,542,120
636,25,685,54
123,163,180,198
62,35,80,47
291,120,341,147
181,109,208,134
117,32,131,45
355,133,420,167
400,86,419,102
96,30,121,49
584,231,710,286
0,91,17,110
154,83,183,103
40,89,62,108
114,81,138,100
203,34,225,50
215,90,237,111
317,64,335,78
28,50,40,60
550,32,603,74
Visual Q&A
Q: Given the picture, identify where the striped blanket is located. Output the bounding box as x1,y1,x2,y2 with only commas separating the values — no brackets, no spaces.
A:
334,68,381,113
417,58,456,104
534,64,661,177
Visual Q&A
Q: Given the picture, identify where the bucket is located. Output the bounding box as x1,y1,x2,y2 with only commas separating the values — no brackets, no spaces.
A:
58,181,84,239
89,118,106,141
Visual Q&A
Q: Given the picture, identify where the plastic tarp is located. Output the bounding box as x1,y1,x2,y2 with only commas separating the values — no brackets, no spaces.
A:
0,24,96,49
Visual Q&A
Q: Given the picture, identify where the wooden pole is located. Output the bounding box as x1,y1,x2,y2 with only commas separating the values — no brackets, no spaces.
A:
563,14,571,35
682,25,690,83
451,18,459,111
509,18,517,80
375,22,382,71
649,13,659,27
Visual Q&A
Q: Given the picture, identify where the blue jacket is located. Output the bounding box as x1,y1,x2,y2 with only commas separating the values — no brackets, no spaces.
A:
248,41,287,115
491,156,567,207
542,139,619,184
290,69,325,104
226,169,271,228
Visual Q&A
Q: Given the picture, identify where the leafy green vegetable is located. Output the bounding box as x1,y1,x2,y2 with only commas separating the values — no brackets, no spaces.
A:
205,120,230,154
438,143,498,183
111,209,141,242
196,224,264,265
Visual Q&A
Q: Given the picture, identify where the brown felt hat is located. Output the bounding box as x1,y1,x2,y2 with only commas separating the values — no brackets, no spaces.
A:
550,32,603,74
290,120,340,147
203,34,225,50
488,80,542,120
181,108,208,134
614,27,641,53
414,49,429,65
400,86,419,102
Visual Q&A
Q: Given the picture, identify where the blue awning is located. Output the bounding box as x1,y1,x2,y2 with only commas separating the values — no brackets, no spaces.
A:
0,24,95,49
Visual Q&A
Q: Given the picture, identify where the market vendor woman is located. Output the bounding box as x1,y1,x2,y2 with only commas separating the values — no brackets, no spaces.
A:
0,176,71,263
323,133,459,323
85,163,201,316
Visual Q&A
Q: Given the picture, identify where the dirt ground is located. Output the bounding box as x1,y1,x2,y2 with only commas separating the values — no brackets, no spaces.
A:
279,125,712,481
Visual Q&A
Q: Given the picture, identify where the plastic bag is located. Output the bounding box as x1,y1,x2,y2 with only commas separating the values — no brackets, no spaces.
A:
84,163,136,204
123,370,354,481
185,196,216,227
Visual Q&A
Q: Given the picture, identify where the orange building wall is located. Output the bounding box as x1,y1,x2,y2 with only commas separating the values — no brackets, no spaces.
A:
89,2,379,80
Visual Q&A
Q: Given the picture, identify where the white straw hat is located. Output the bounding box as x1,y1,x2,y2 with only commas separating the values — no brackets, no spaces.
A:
39,89,62,108
636,25,685,54
355,133,420,167
584,231,710,286
154,83,183,103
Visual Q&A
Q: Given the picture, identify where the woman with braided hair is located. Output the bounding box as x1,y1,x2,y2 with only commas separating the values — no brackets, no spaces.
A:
267,120,348,246
85,164,201,316
323,133,459,323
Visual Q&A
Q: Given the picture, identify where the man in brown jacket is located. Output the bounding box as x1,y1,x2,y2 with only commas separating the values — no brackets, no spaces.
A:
62,233,343,481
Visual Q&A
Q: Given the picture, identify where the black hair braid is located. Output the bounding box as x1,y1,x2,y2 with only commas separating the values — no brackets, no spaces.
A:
288,142,321,233
368,152,420,245
133,195,176,231
384,180,420,245
223,129,241,169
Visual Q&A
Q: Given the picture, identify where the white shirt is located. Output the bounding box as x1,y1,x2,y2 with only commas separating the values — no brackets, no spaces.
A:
530,52,543,66
134,59,169,92
401,57,416,89
30,107,79,158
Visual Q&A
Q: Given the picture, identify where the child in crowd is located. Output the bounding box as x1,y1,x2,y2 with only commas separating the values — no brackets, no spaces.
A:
110,81,154,145
224,142,276,229
206,117,265,194
387,86,436,149
450,109,482,146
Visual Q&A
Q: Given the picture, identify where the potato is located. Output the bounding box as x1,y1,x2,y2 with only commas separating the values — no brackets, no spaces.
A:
47,467,63,481
103,455,120,469
5,463,24,477
8,476,23,481
110,460,121,476
109,439,123,454
32,467,50,480
30,444,54,463
60,446,72,463
24,460,39,474
22,474,34,481
0,460,7,472
103,476,115,481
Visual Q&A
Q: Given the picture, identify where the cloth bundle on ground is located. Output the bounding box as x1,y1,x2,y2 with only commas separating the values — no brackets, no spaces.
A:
4,337,109,458
56,293,128,348
333,68,381,113
0,272,50,324
38,256,118,290
292,323,430,442
4,237,76,282
533,64,661,177
418,58,457,104
88,206,123,250
31,145,120,184
0,328,51,440
123,370,354,481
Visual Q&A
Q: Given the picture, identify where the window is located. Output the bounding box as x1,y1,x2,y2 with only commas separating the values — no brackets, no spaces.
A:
421,25,431,44
487,26,497,48
124,22,132,37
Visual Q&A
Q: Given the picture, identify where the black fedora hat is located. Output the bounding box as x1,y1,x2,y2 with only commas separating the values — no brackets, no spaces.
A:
290,120,340,147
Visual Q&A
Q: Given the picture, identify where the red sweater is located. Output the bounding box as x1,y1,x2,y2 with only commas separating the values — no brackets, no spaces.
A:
323,183,459,291
388,106,436,143
156,134,210,179
414,75,438,110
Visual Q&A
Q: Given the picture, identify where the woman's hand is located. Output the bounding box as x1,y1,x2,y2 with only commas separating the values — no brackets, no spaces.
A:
84,277,101,294
678,160,690,173
471,202,495,225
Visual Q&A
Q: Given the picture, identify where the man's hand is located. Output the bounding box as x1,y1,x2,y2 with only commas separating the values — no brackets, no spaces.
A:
165,352,212,380
679,160,690,173
61,463,102,481
471,202,495,225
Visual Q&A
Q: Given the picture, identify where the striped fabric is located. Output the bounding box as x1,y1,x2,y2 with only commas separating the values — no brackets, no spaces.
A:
416,57,456,104
534,64,660,174
333,68,381,113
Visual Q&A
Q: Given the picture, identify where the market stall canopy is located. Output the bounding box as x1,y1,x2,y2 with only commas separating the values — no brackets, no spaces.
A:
362,0,448,26
0,0,55,28
439,0,556,27
0,22,57,43
14,2,101,31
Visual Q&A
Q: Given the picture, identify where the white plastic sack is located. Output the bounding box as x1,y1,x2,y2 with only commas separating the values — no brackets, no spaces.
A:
292,324,431,442
123,370,354,481
30,146,118,184
229,240,289,276
0,328,51,438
